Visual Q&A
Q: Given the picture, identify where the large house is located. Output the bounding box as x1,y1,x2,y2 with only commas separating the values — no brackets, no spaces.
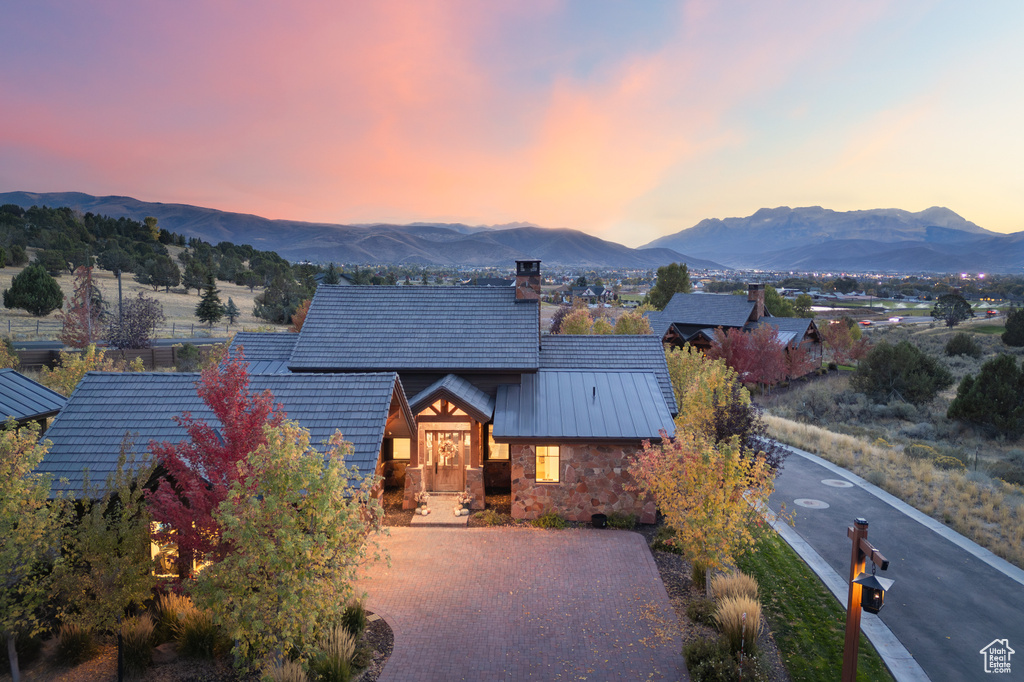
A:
645,284,822,374
38,261,676,523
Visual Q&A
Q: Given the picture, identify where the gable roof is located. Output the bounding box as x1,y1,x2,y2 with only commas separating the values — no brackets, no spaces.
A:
646,293,756,338
750,317,818,346
539,335,677,415
288,286,540,372
492,370,675,441
408,373,495,423
38,371,407,495
0,368,67,423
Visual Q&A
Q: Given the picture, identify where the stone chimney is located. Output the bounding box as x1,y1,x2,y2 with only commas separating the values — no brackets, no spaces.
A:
516,259,542,347
748,283,765,321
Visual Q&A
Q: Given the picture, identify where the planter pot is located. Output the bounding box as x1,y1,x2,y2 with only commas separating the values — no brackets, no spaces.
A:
591,513,608,529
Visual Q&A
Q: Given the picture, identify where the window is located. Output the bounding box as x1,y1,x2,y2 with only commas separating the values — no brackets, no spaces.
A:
487,425,509,460
392,438,410,460
535,445,560,483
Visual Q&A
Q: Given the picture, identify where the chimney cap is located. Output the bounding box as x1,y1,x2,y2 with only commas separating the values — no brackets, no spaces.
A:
516,259,541,275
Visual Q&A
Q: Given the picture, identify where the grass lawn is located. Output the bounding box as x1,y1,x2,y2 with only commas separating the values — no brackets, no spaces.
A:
737,528,894,682
970,324,1005,335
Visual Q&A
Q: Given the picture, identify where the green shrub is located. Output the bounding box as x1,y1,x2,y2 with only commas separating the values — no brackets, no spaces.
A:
682,637,765,681
988,460,1024,486
55,623,99,666
905,443,938,460
472,509,510,526
175,343,201,371
948,354,1024,437
651,526,682,554
934,455,967,472
341,600,368,639
606,511,636,529
715,596,761,656
531,512,566,529
121,613,156,677
309,624,357,682
945,332,982,358
851,340,953,405
686,598,718,627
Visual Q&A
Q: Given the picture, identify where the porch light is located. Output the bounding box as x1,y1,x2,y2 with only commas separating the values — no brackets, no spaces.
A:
852,569,894,614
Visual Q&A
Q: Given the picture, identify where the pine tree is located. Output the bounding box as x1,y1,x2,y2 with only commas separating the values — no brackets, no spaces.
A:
196,277,224,326
3,264,64,317
224,298,240,325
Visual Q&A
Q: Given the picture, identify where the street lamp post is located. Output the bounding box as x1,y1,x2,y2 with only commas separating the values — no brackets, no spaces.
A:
842,518,892,682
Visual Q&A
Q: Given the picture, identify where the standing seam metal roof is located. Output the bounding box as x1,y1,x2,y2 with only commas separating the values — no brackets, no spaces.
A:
38,371,402,495
0,368,67,422
288,286,540,371
539,335,677,415
492,370,675,441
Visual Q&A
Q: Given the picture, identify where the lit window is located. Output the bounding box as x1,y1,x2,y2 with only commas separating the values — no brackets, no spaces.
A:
488,425,509,460
536,445,560,483
392,438,410,460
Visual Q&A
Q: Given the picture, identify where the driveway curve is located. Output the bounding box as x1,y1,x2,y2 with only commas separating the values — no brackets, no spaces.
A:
356,527,688,681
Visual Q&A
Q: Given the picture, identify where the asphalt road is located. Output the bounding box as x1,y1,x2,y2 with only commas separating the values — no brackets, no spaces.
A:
769,448,1024,681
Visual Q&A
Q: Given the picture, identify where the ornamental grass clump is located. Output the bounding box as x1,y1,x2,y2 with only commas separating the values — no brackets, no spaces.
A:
715,596,762,656
341,600,367,639
55,623,99,666
309,625,357,682
175,601,224,659
711,571,759,603
155,591,193,643
120,613,156,677
266,658,309,682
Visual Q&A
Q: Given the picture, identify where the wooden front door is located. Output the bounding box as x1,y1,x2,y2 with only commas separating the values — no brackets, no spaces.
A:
425,430,463,491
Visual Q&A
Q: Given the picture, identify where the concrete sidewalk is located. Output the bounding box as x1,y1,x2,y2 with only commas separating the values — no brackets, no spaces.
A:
769,446,1024,681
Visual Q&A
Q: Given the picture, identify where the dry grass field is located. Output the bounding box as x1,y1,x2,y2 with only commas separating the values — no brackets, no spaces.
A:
0,258,289,342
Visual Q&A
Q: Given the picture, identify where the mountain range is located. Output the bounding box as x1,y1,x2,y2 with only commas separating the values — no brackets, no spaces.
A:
643,206,1024,272
0,192,720,270
2,192,1021,272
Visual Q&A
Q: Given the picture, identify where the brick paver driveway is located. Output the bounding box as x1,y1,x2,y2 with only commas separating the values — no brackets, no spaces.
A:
356,527,688,681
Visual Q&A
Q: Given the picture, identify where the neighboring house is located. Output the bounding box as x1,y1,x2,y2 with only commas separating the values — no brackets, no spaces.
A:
38,260,675,524
570,285,613,304
645,284,822,376
0,368,66,432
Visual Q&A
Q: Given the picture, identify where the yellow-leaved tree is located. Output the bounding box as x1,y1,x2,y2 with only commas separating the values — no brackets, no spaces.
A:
628,433,775,592
40,344,144,397
666,344,747,439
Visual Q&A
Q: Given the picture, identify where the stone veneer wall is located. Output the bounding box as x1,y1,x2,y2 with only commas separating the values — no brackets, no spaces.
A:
510,443,655,523
402,466,424,510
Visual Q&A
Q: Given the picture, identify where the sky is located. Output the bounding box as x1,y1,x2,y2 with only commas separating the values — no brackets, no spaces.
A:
2,1,1023,248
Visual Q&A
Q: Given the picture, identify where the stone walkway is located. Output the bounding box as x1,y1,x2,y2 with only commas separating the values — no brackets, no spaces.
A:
410,492,470,527
356,527,688,681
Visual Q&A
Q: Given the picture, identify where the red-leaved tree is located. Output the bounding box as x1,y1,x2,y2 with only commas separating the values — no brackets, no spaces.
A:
58,266,105,348
708,325,788,389
148,352,284,572
821,321,871,366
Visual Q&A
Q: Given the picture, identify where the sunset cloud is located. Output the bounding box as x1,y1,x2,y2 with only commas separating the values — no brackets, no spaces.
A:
1,1,1022,245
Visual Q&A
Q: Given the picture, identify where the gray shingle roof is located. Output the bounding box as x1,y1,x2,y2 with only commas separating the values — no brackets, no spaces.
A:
228,332,298,361
408,374,495,423
38,372,403,495
492,370,675,441
0,368,67,423
539,335,677,415
288,286,540,371
749,318,817,346
646,293,755,338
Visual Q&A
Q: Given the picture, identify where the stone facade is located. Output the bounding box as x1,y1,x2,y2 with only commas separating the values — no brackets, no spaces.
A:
510,443,655,523
466,467,485,510
402,466,424,510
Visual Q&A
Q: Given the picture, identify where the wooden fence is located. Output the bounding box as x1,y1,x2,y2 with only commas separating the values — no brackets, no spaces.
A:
16,344,221,372
2,319,236,342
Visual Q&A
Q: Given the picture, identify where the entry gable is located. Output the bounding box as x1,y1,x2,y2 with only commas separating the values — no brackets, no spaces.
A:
408,373,495,423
